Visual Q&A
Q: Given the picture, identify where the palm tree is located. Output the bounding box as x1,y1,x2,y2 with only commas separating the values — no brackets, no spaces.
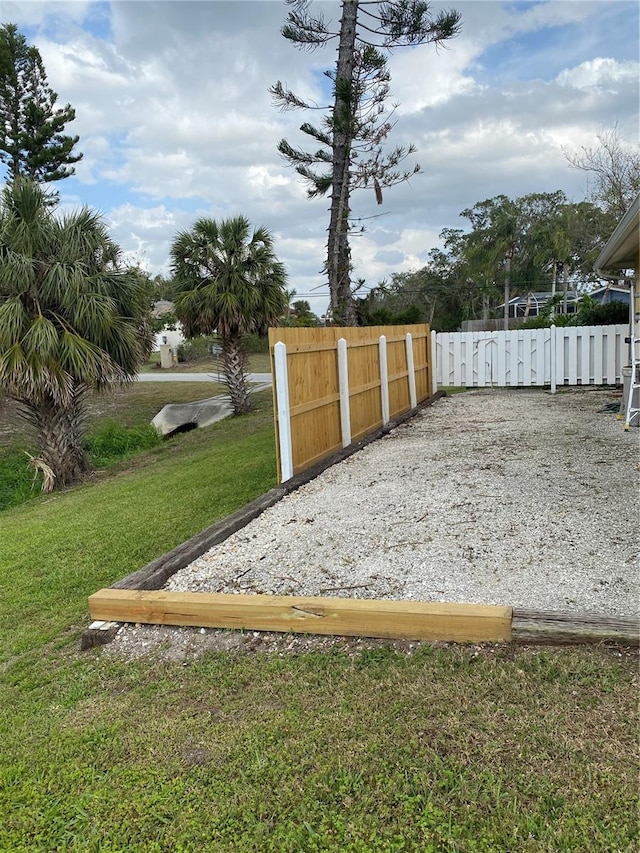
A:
170,216,288,414
0,179,152,491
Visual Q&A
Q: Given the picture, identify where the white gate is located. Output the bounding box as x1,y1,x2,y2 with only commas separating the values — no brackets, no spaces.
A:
432,325,626,390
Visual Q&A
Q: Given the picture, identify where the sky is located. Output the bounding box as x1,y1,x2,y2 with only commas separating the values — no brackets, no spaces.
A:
2,0,638,314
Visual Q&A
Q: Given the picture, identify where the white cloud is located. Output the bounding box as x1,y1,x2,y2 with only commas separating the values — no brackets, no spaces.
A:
556,58,640,92
1,0,637,316
0,1,91,28
390,39,481,112
499,0,598,36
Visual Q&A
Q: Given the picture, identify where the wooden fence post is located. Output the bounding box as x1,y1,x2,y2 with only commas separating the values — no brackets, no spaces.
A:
379,335,389,425
274,341,293,480
405,333,417,408
337,338,351,447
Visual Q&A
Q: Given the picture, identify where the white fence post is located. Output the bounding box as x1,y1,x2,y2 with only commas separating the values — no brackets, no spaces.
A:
379,335,390,425
273,341,293,481
405,333,417,408
550,325,557,394
431,329,438,391
337,337,351,447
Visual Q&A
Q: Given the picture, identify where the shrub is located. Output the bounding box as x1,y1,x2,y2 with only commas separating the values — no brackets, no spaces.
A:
177,336,221,362
83,422,161,467
0,448,40,510
177,333,268,360
519,299,629,329
520,314,571,329
571,299,629,326
242,333,269,353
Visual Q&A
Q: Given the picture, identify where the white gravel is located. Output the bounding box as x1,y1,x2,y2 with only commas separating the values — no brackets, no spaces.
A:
165,388,639,616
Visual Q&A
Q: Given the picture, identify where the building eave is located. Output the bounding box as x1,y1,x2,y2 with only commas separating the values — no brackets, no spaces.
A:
594,193,640,275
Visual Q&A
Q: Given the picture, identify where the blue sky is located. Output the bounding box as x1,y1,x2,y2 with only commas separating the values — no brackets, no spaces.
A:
2,1,638,310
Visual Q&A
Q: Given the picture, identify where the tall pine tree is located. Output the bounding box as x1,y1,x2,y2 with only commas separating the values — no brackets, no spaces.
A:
0,23,82,185
271,1,461,325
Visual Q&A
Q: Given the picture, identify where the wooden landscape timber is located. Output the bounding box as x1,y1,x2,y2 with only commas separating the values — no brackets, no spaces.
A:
86,588,639,648
512,609,639,646
88,589,514,643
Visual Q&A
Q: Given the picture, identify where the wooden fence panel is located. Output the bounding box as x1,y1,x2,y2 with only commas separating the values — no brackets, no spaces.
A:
348,339,382,442
269,324,432,481
387,336,410,420
418,330,432,400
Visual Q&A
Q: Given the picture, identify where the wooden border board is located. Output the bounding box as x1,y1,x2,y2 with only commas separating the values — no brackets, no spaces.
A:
88,589,513,644
512,609,639,646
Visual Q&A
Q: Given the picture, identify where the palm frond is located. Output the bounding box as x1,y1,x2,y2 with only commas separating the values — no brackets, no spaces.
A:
170,215,288,340
0,296,29,348
21,313,59,359
56,330,113,383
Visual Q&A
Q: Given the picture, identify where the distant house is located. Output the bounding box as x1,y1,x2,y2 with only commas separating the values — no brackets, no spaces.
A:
499,292,579,319
151,300,185,351
587,283,631,306
152,299,175,318
498,282,632,319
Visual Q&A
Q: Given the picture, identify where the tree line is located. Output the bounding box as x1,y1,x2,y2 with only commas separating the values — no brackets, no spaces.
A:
357,188,628,331
356,123,639,331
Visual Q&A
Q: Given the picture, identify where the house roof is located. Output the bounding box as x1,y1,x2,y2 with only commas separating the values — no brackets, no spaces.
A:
500,292,578,307
151,300,175,318
594,193,640,275
588,283,631,297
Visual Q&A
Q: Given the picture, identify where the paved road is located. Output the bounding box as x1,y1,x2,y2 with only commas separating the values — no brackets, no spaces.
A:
137,372,271,384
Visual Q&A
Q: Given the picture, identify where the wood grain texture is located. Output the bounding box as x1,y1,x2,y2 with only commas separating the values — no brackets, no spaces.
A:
89,589,513,643
512,609,639,646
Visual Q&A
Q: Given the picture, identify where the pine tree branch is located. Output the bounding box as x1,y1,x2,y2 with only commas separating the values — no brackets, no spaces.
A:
270,81,313,112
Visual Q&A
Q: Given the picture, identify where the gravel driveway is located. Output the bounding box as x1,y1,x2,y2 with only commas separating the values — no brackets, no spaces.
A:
107,388,639,658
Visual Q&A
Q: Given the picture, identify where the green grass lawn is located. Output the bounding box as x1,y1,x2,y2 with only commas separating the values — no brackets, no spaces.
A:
141,351,272,375
0,384,637,851
0,382,232,452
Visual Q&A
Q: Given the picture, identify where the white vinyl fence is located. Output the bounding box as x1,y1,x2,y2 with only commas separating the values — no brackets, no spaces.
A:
432,325,627,391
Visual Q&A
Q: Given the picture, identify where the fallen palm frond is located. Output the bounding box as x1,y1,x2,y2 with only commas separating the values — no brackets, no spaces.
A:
24,451,56,493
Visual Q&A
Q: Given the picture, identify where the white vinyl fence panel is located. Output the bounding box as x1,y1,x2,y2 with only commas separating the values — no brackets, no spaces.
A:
433,325,626,389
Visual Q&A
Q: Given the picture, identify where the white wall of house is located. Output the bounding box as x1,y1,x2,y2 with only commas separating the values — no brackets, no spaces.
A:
153,326,185,351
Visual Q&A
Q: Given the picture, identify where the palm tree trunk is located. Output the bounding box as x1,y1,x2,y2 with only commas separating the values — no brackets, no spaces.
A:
222,332,252,414
562,263,569,315
27,395,90,491
482,286,489,321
